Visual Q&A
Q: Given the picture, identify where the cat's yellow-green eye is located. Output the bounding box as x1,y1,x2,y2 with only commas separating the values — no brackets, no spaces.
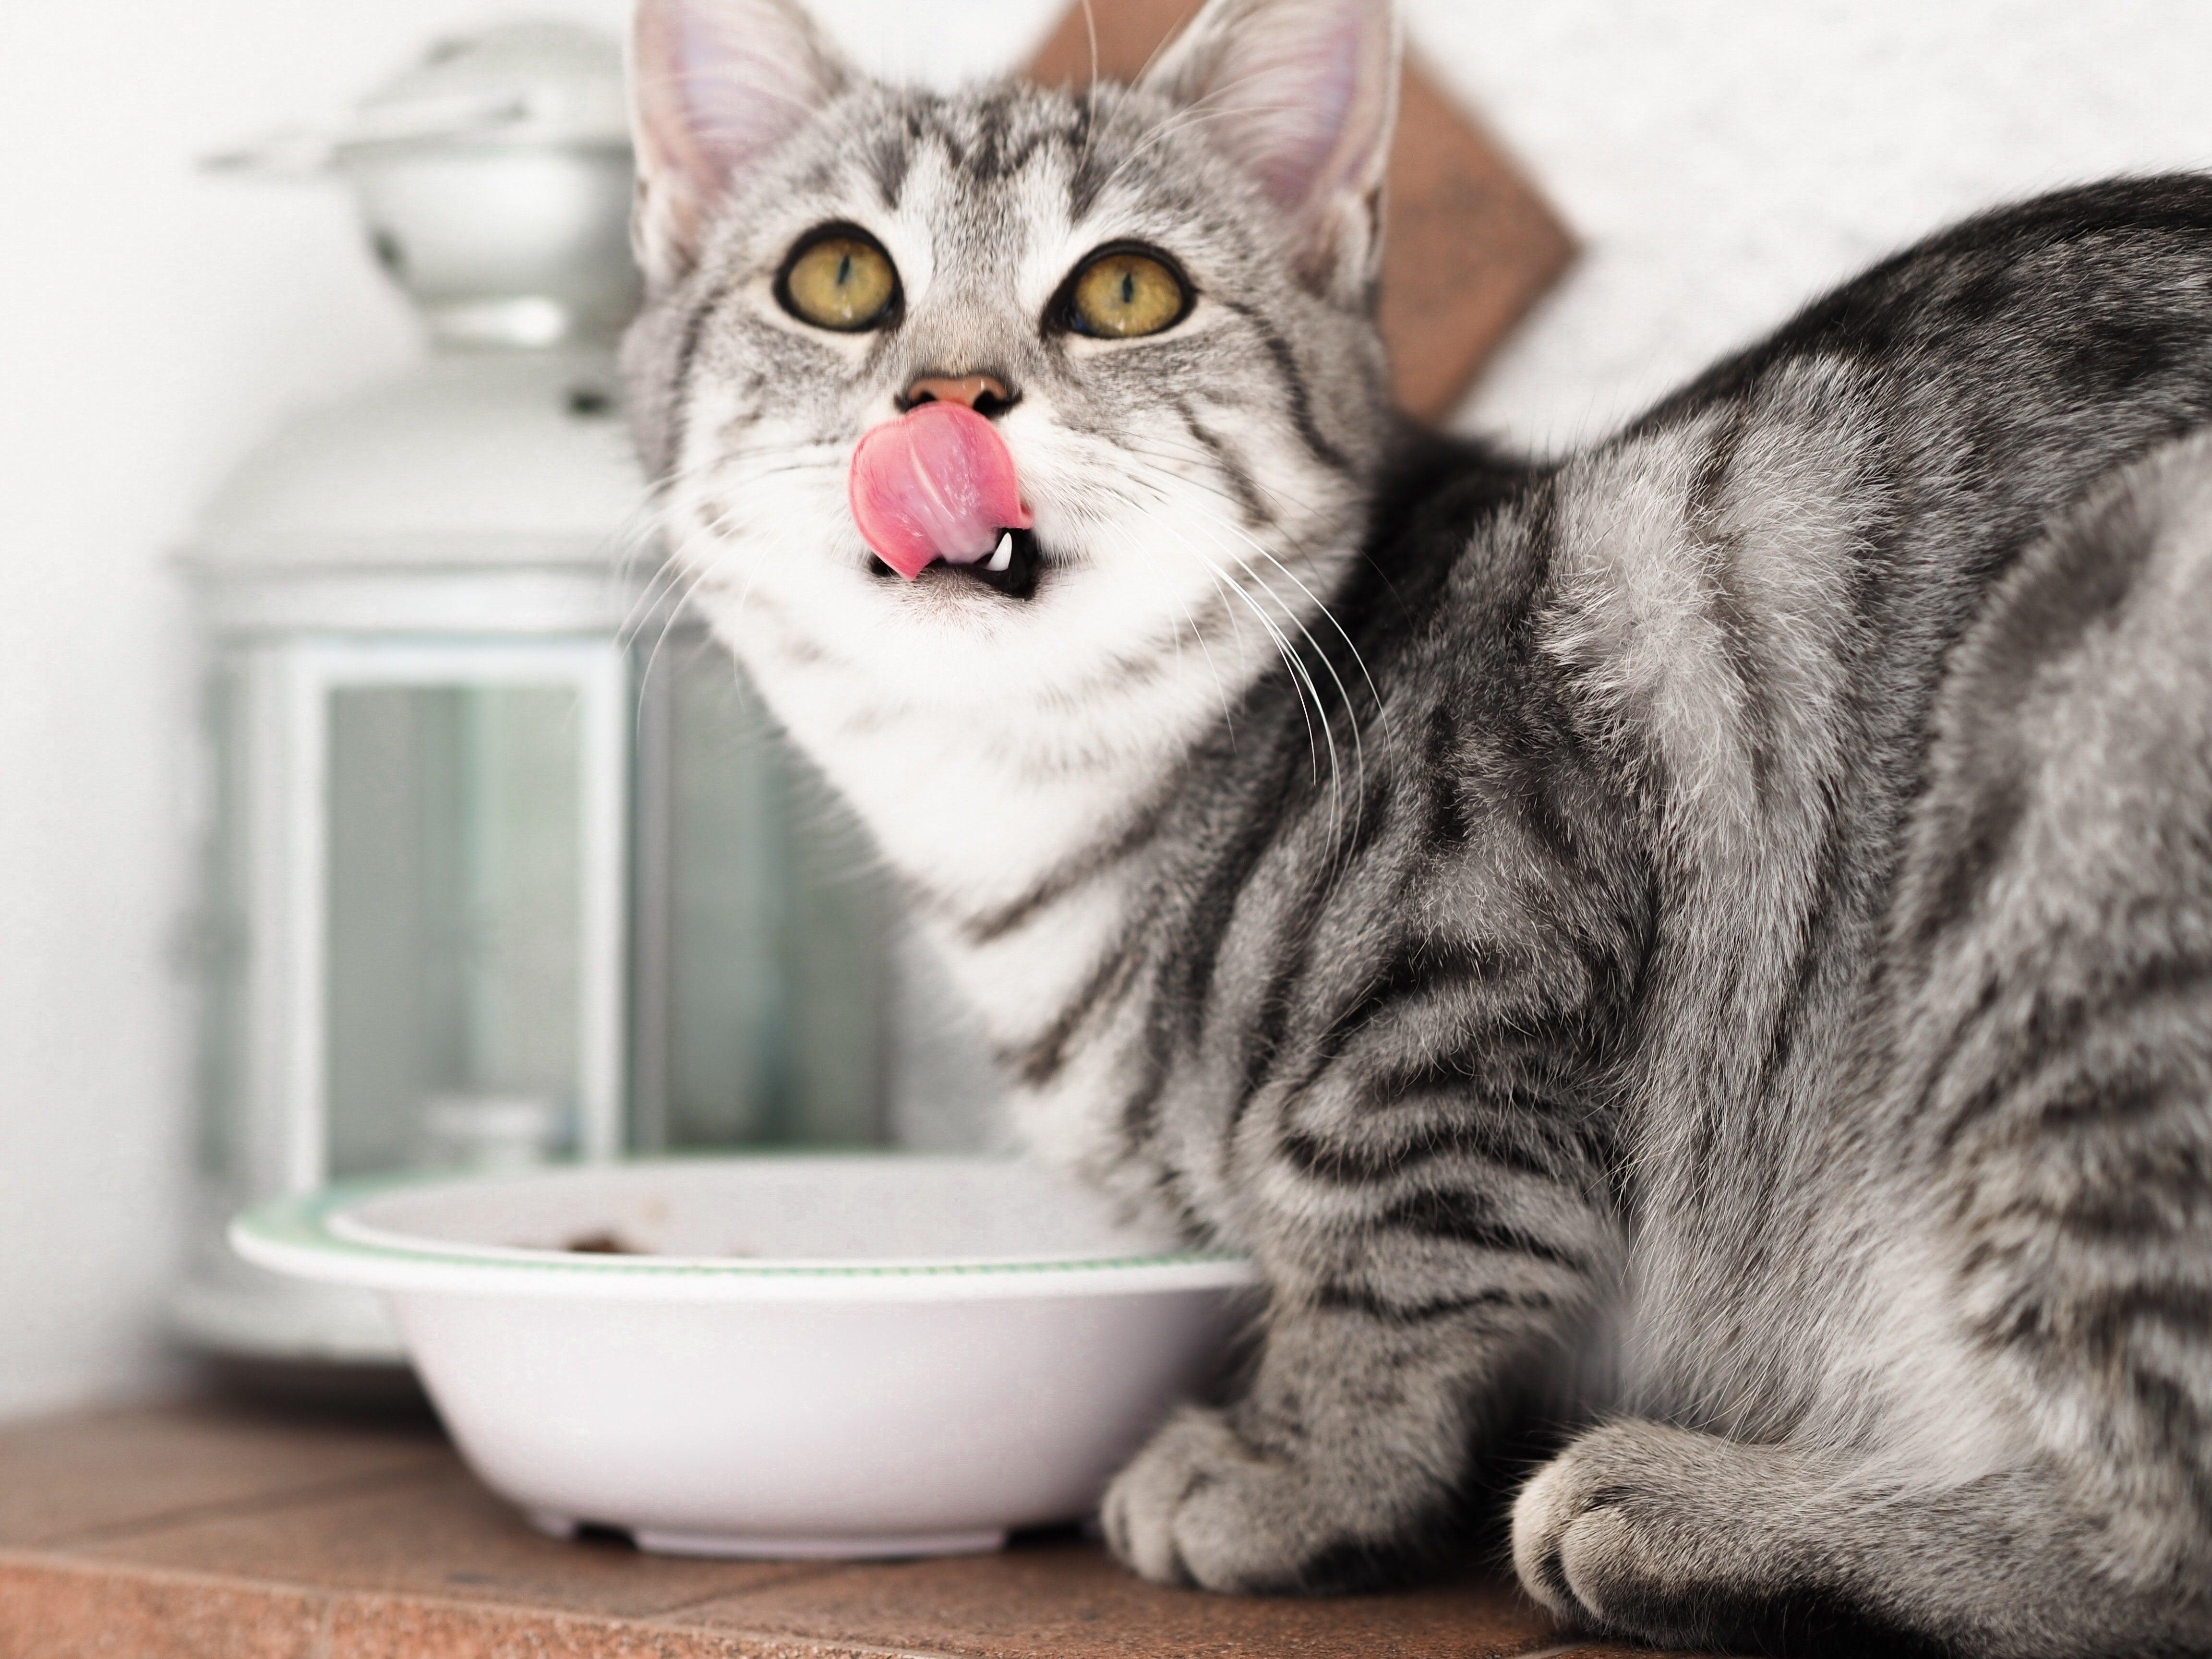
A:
1068,249,1190,339
780,231,899,331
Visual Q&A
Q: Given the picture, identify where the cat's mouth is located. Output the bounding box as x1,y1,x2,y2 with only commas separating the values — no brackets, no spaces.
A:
867,528,1043,601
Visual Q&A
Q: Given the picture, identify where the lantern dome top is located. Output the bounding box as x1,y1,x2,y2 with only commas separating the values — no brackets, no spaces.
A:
342,21,629,157
207,21,640,349
208,22,630,174
181,348,652,576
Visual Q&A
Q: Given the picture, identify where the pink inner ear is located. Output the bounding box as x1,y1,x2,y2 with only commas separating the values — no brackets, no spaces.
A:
1240,19,1365,210
1140,0,1396,231
671,15,803,172
630,0,851,276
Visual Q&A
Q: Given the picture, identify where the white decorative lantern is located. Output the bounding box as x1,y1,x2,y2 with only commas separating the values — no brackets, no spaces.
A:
168,24,913,1379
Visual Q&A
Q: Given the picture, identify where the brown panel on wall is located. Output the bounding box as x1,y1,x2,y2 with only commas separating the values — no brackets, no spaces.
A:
1025,0,1575,422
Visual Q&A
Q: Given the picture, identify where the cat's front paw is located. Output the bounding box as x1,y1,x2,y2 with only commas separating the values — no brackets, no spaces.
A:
1511,1424,1676,1630
1511,1420,1815,1650
1100,1405,1354,1593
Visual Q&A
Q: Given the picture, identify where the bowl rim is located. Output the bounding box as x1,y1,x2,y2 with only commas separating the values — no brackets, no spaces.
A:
229,1154,1261,1303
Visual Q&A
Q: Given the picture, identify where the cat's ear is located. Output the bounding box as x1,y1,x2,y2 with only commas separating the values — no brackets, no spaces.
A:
1138,0,1401,305
628,0,854,291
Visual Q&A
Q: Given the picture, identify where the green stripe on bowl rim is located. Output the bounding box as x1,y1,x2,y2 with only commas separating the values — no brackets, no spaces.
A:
228,1161,1261,1302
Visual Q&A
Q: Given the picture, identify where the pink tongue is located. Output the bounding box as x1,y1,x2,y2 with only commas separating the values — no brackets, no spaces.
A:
849,401,1032,581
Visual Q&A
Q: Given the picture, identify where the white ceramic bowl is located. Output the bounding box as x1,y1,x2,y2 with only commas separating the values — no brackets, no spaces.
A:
231,1156,1255,1559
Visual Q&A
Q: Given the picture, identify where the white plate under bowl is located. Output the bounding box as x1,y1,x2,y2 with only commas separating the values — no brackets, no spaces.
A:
231,1155,1257,1559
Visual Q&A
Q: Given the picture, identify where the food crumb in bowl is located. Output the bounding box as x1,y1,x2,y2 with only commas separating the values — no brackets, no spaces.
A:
562,1230,646,1255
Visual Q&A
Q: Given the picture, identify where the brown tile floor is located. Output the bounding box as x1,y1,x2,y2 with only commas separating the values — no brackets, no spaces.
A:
0,1401,1693,1659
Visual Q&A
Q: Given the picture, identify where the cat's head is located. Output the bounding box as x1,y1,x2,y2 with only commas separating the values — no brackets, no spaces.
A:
624,0,1401,745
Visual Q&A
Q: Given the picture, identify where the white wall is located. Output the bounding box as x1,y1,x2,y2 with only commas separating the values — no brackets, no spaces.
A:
1436,1,2212,447
3,0,2210,1419
0,0,627,1421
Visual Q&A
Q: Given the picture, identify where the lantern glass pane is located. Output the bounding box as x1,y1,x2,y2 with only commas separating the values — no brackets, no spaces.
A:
326,683,584,1176
658,645,887,1147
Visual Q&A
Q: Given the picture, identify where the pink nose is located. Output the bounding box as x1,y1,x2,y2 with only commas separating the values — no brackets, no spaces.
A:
901,373,1016,417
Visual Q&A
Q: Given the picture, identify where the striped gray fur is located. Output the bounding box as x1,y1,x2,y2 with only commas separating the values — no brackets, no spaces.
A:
625,0,2212,1650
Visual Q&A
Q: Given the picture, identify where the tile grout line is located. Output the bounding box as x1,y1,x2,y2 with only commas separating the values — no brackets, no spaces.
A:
0,1543,983,1659
1,1538,1659,1659
638,1562,865,1621
644,1580,1593,1659
23,1472,936,1640
643,1612,994,1659
33,1460,452,1551
23,1440,863,1632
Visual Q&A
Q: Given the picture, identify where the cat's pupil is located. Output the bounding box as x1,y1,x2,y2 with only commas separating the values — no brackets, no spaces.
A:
836,252,854,288
1118,272,1135,306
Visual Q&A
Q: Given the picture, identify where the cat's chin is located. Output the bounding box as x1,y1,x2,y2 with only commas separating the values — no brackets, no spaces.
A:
866,528,1045,601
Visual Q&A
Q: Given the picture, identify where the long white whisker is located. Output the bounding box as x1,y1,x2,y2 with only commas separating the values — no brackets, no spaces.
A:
1118,429,1335,529
1113,475,1366,839
1107,479,1334,795
1112,445,1397,866
1181,496,1388,742
1114,434,1388,733
629,564,707,747
1094,515,1241,746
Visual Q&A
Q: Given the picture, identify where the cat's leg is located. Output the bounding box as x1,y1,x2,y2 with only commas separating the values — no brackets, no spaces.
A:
1102,1290,1557,1592
1102,1040,1622,1591
1100,513,1650,1593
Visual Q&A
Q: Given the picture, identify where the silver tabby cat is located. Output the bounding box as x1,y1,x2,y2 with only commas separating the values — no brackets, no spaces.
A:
622,0,2212,1651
